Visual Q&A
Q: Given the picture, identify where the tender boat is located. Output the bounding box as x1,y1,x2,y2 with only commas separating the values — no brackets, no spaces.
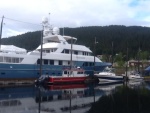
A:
35,67,89,85
126,71,144,81
0,17,111,81
94,67,124,83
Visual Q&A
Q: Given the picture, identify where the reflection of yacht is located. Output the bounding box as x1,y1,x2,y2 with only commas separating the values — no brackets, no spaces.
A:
0,84,100,113
0,17,111,81
94,67,124,82
0,83,123,113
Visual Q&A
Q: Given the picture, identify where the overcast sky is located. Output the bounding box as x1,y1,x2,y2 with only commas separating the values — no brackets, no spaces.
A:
1,0,150,38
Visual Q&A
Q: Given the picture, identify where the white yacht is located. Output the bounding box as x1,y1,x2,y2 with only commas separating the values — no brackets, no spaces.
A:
0,17,111,80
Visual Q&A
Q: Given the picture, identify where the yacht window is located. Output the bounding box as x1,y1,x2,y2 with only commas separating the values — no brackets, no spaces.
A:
44,59,48,64
64,71,67,74
74,51,78,55
4,57,11,62
16,58,19,63
2,57,23,63
49,48,57,52
12,58,17,63
68,61,70,65
37,59,40,64
46,50,50,53
77,72,81,74
0,100,21,107
82,62,88,66
89,62,93,66
85,62,88,66
65,49,69,54
79,72,83,74
50,60,54,65
0,56,3,62
59,60,62,65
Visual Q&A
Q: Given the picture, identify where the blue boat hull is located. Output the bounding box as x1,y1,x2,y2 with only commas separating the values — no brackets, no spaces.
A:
0,63,110,80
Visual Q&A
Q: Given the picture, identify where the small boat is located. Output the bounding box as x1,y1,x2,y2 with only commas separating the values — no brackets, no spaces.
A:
94,67,124,83
35,67,89,85
126,71,144,81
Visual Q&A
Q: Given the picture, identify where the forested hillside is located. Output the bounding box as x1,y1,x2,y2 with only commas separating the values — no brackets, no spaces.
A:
1,25,150,59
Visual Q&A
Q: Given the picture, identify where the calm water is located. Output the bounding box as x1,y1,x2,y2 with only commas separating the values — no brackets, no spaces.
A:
0,81,150,113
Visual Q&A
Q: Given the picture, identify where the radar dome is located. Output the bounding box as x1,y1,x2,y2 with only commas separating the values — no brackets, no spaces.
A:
53,27,60,35
42,17,48,24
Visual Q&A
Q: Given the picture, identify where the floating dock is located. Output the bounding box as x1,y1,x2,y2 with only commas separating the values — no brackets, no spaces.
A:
0,80,34,87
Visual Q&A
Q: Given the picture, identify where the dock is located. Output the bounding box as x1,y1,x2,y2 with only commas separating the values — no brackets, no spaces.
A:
0,80,34,87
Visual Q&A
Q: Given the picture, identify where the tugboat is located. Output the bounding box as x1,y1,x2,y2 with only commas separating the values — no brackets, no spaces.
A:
35,67,89,85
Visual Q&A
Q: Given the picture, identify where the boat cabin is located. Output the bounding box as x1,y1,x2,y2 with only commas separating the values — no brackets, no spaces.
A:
62,67,87,77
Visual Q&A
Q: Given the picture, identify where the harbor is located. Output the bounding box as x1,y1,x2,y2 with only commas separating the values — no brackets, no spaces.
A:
0,16,149,85
1,1,150,112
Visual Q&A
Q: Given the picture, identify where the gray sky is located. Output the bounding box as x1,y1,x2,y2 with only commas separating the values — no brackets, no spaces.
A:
1,0,150,38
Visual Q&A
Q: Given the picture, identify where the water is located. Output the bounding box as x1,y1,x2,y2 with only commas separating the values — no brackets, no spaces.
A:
0,81,150,113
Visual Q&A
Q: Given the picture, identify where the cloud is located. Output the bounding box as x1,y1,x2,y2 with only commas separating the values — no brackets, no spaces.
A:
0,0,150,38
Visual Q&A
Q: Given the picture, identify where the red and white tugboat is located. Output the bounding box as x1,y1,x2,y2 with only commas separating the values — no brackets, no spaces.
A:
35,67,89,85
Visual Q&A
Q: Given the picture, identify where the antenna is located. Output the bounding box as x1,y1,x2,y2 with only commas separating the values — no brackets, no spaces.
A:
49,13,50,25
94,37,98,74
111,41,114,67
63,27,64,36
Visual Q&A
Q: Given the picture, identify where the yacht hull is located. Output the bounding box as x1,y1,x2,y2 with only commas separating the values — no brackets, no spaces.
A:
95,74,124,82
0,63,108,80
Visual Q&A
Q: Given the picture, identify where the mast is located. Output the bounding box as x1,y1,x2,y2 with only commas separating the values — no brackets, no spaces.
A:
40,27,43,77
137,47,141,73
111,41,114,67
94,37,97,74
125,42,128,79
0,16,4,51
70,37,73,74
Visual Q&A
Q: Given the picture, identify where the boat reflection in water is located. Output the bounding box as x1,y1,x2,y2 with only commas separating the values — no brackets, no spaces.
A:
1,80,149,113
0,82,124,113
